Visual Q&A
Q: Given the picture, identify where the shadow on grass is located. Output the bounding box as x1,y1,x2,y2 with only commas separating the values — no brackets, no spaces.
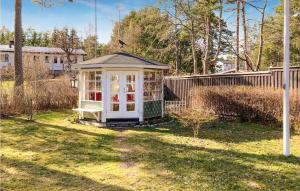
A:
1,118,121,166
124,133,300,190
134,116,300,144
1,156,129,191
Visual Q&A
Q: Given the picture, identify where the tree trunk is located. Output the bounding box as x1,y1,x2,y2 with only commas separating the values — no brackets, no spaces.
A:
235,0,240,72
203,10,211,75
214,0,222,60
14,0,23,87
175,1,180,75
256,0,267,71
191,29,197,74
241,0,250,71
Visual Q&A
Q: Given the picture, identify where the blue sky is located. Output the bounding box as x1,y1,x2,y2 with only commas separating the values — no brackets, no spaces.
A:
0,0,280,44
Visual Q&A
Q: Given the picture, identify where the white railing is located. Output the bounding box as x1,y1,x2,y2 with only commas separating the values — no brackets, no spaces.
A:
164,100,187,114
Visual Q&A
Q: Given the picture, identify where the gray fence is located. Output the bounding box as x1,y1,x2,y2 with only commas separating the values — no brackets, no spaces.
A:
163,66,300,110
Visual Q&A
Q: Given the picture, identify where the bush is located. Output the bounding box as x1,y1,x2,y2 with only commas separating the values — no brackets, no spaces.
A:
190,87,300,128
0,76,78,118
174,108,215,137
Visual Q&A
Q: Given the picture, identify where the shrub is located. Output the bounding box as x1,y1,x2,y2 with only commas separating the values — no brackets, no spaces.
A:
174,108,215,137
0,76,78,118
190,87,300,128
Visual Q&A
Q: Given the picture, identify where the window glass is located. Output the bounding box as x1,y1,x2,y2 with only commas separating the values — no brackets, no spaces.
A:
4,54,9,62
45,56,49,63
127,75,135,83
54,56,58,64
127,94,135,102
82,71,102,101
144,71,163,101
112,104,119,111
127,104,135,111
126,84,135,92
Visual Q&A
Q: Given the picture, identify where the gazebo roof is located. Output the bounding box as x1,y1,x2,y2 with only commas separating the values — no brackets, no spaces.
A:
73,52,168,70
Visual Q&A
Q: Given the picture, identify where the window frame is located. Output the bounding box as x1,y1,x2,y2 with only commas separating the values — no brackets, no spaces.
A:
82,71,102,102
144,70,163,102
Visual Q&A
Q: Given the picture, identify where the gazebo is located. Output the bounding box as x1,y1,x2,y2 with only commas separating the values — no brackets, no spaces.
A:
72,52,168,124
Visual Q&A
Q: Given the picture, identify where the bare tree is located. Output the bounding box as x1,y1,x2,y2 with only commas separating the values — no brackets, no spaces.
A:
167,0,199,74
51,28,80,72
226,0,267,72
174,0,180,75
255,0,267,71
235,0,240,72
241,0,250,70
203,0,223,74
202,0,212,75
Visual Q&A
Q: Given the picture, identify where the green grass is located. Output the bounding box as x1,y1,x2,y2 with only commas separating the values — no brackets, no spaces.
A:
0,111,299,191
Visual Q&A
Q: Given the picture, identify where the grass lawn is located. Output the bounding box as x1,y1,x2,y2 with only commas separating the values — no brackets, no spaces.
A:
0,111,299,191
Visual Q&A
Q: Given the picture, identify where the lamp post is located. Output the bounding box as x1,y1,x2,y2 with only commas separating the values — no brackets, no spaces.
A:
283,0,290,157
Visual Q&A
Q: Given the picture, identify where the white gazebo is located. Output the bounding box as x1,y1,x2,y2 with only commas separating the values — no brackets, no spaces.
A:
72,52,168,124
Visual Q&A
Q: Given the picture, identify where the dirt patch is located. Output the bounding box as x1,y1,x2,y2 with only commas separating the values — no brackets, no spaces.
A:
116,134,136,169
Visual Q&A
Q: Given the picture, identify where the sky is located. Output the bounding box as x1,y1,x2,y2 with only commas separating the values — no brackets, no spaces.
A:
0,0,280,44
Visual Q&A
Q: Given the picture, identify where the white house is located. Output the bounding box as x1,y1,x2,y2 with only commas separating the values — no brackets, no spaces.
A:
0,44,86,72
72,52,168,124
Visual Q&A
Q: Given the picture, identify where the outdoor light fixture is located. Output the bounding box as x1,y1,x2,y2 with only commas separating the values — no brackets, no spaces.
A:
70,76,78,88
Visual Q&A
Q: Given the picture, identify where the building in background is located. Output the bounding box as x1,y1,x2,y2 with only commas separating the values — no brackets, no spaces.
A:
215,54,247,73
0,43,86,73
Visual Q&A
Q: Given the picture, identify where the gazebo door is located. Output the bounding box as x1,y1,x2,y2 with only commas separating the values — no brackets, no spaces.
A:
107,71,139,119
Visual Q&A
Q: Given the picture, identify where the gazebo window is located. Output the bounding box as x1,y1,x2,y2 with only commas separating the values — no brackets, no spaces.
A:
144,71,163,101
83,71,102,102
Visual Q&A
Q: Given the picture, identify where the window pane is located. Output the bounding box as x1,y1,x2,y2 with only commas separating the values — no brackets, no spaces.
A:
95,92,102,101
111,75,119,82
144,83,150,92
96,72,101,81
96,81,101,91
111,94,120,102
88,81,95,89
89,72,95,80
144,72,149,81
111,83,119,92
127,104,135,111
150,82,156,91
127,75,135,83
111,104,119,111
86,92,95,101
126,84,135,92
127,94,135,102
4,54,9,62
150,72,155,81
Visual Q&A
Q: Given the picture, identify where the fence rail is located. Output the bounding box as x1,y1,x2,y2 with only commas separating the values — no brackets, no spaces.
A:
164,66,300,105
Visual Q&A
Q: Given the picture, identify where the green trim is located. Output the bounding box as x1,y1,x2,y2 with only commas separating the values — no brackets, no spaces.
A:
144,100,162,119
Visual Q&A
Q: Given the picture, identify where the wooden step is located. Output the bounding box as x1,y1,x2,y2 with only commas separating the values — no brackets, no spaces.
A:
106,121,139,128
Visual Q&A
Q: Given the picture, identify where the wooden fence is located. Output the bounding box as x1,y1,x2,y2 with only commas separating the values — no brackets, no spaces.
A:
163,66,300,109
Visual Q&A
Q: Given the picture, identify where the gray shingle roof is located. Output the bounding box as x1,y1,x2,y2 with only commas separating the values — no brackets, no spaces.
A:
0,45,86,55
73,52,168,69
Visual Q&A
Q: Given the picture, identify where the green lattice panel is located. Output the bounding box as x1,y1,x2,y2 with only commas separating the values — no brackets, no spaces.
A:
144,100,162,119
